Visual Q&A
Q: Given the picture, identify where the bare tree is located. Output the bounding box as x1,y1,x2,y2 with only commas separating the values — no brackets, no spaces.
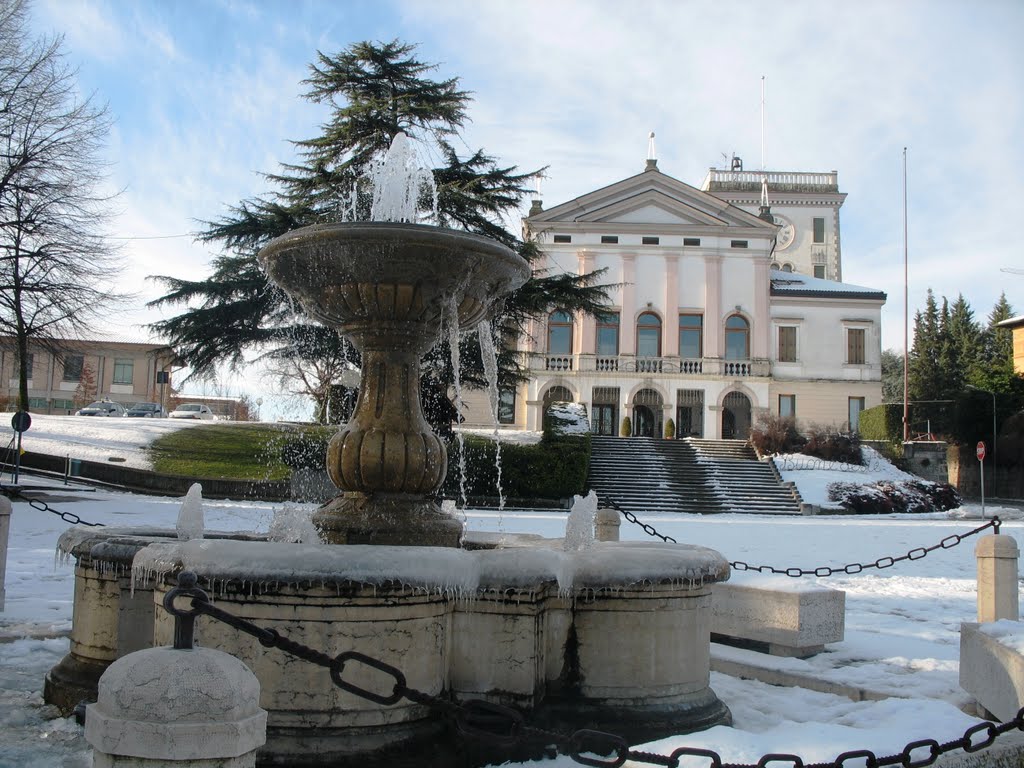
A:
0,0,130,411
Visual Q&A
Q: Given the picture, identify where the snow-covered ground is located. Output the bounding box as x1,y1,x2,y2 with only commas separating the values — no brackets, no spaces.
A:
1,420,1023,765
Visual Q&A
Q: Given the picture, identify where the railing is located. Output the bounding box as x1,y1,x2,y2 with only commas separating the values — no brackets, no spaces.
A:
529,354,770,377
701,168,839,192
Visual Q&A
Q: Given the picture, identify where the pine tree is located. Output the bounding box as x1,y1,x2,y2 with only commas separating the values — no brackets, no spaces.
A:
909,290,942,402
946,294,981,387
148,40,609,424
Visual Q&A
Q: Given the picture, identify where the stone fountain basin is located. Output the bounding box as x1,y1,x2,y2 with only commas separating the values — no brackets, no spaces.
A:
130,538,731,764
258,222,531,346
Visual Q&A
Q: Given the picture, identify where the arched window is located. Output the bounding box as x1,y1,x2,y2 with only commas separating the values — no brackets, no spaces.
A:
636,312,662,357
547,310,573,354
781,263,793,273
724,315,749,360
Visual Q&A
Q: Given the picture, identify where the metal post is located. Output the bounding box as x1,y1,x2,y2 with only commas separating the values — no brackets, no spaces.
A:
980,458,986,518
0,496,11,612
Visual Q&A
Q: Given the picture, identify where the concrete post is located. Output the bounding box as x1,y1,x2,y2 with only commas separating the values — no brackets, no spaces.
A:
595,507,621,542
976,534,1019,623
86,646,267,767
0,496,10,611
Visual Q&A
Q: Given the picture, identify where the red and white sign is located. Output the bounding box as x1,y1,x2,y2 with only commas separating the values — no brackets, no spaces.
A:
977,441,986,461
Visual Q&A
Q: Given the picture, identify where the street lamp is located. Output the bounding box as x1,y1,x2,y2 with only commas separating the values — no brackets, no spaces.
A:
966,385,997,496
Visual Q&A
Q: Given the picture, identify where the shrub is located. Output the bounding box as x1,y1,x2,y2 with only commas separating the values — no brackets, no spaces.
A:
620,416,632,437
803,424,862,465
664,418,675,439
280,433,330,470
442,433,591,500
828,479,961,514
544,402,590,439
859,404,903,452
750,413,805,456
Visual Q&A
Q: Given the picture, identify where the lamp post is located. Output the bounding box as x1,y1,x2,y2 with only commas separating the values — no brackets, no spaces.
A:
966,385,997,496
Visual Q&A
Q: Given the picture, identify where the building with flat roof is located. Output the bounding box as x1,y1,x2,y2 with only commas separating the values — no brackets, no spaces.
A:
0,335,175,414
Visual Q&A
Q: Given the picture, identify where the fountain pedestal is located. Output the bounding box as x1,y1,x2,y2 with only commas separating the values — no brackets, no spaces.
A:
258,223,530,547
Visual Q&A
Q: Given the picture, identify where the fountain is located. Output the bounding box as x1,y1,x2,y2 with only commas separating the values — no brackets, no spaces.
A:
49,134,733,767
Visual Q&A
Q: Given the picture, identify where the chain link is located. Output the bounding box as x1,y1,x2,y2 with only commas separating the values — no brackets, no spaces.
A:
608,499,1001,579
163,573,1024,768
0,484,105,527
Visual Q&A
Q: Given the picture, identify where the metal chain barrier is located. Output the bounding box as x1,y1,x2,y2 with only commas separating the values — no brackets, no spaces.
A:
0,483,105,527
607,498,1001,579
163,571,1024,768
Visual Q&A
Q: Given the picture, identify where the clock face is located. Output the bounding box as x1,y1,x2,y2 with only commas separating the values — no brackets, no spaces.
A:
773,215,796,251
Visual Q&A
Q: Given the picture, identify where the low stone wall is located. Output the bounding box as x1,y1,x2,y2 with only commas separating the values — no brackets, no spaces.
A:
960,622,1024,721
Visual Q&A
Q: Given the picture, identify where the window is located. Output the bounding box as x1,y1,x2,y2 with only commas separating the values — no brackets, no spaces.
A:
52,398,74,410
778,326,797,362
113,358,134,385
683,237,701,247
498,389,516,424
642,236,660,245
813,217,825,244
847,328,866,364
813,264,826,279
779,394,796,418
848,397,866,431
730,240,748,249
724,315,750,360
553,234,572,244
547,310,573,354
596,312,619,356
636,312,662,357
28,397,48,409
678,314,703,359
601,235,619,244
62,354,84,381
781,263,793,273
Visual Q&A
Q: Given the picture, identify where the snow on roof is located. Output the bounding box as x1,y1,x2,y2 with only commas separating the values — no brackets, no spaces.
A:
996,314,1024,328
770,271,886,301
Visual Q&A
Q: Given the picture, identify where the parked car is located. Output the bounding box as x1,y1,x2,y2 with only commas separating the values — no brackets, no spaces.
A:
168,403,216,420
124,402,166,418
76,400,126,417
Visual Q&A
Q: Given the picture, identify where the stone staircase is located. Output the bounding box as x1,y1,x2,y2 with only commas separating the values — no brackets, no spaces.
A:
587,436,801,515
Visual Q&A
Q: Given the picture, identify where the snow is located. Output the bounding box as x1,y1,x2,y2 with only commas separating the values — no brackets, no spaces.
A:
3,412,202,471
981,620,1024,654
1,428,1023,765
775,446,927,509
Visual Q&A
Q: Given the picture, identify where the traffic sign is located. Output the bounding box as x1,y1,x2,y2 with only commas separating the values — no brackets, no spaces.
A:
10,411,31,433
977,441,986,461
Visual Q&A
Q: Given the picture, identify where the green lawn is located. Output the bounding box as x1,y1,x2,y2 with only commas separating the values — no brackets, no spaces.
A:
147,423,335,481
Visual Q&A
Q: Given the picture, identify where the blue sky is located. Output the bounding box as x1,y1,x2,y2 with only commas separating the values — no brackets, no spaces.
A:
26,0,1024,406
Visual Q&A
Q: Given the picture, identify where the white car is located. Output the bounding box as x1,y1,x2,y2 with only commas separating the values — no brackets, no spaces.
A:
76,400,126,417
168,403,216,420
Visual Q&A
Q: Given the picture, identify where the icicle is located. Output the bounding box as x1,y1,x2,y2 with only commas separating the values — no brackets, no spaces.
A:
446,294,469,511
477,319,506,513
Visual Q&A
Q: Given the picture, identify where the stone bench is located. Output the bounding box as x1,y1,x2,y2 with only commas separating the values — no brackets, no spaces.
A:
960,622,1024,721
711,579,845,658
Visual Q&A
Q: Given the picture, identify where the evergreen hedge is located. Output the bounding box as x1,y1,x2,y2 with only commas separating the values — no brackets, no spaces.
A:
859,403,903,449
442,433,591,500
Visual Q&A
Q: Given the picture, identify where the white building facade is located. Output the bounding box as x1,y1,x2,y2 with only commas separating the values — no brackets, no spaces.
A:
463,159,885,439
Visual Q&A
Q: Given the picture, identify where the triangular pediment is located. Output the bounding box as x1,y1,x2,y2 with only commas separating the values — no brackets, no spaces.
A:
528,168,774,231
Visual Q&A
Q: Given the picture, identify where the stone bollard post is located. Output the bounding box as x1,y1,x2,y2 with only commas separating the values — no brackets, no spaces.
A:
0,496,10,611
595,507,621,542
976,534,1020,623
85,645,267,767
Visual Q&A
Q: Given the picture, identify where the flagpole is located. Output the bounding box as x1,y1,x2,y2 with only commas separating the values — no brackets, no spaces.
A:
902,147,910,443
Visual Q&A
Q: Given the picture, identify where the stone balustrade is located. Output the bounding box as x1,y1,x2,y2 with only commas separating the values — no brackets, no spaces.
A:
530,353,770,377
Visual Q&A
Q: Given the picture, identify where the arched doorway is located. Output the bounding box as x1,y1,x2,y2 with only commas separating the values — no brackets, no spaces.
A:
722,391,752,440
632,388,663,437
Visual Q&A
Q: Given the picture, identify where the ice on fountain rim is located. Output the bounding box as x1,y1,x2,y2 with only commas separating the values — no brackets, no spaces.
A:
130,538,729,597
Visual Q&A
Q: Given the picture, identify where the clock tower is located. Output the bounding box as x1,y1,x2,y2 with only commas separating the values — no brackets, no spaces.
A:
701,164,846,280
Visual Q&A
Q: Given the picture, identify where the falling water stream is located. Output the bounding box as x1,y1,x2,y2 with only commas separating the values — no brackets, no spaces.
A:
477,319,506,511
